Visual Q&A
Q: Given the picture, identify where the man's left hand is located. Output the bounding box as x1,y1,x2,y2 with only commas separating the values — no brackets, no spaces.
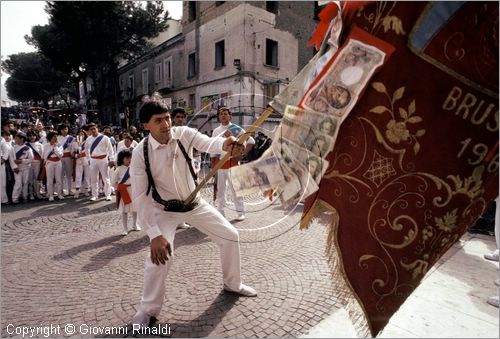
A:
223,136,244,157
108,161,115,167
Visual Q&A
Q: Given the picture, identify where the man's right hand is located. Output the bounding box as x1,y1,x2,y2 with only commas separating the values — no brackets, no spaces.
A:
150,235,172,265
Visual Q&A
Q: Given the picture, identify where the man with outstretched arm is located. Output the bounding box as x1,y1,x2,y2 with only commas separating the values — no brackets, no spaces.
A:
130,97,257,328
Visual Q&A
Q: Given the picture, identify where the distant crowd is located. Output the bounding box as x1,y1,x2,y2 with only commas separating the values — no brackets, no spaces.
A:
0,118,272,206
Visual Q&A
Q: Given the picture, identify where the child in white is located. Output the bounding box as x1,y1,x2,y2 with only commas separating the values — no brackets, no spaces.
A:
11,132,33,203
73,130,91,198
43,132,64,201
112,149,140,235
27,131,44,199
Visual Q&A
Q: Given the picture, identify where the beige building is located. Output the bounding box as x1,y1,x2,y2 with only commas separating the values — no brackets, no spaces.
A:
118,1,317,136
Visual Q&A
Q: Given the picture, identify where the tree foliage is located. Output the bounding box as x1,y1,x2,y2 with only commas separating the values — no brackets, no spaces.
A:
26,1,170,117
2,52,70,105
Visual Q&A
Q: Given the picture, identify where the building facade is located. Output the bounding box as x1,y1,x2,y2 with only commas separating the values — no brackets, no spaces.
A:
118,1,317,136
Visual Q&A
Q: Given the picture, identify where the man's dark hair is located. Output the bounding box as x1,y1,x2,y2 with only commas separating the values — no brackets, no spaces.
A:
87,123,97,129
57,124,69,135
2,120,14,128
217,106,231,116
139,98,170,124
27,130,39,140
46,131,58,142
103,125,111,131
172,107,186,119
117,149,132,166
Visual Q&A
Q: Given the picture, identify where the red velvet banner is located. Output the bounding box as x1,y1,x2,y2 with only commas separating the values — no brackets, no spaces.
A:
302,1,499,335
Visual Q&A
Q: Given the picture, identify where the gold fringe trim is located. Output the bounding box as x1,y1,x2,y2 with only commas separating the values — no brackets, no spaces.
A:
302,198,375,337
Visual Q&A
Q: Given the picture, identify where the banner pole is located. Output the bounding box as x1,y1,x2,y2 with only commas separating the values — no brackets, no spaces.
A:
184,106,275,204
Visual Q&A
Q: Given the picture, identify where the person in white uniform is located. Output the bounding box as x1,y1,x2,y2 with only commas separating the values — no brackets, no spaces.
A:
42,132,64,201
26,131,44,199
84,123,115,201
116,134,138,154
73,128,91,199
11,131,33,203
1,131,16,204
57,124,76,196
112,149,140,235
130,97,257,328
211,106,255,220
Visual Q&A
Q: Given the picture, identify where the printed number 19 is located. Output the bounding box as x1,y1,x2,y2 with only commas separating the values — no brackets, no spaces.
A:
457,138,498,173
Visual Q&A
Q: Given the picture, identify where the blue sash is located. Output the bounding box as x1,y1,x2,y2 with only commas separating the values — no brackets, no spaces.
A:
90,135,104,155
62,135,74,150
120,168,130,184
27,143,41,159
15,145,30,160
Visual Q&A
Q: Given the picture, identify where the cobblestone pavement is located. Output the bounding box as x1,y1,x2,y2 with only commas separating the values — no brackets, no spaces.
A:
1,187,345,338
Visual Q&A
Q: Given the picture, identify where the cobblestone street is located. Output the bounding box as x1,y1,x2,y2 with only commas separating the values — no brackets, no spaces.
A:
1,187,344,338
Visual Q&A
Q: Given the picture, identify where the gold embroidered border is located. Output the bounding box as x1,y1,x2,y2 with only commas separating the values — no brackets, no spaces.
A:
407,3,498,99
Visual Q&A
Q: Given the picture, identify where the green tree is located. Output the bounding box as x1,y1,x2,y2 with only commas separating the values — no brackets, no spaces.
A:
2,52,73,107
26,1,169,122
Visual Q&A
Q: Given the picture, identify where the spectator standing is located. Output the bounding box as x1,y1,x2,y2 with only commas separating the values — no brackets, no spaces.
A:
11,132,33,203
211,106,255,220
84,123,115,201
43,132,64,201
57,124,76,196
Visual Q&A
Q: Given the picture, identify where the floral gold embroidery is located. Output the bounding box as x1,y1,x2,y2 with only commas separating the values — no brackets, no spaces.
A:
435,208,458,233
369,82,426,155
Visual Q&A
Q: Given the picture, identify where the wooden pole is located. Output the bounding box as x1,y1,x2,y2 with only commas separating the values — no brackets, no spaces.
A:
184,106,275,204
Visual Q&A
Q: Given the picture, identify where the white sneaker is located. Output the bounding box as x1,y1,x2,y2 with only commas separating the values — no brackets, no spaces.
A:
132,310,152,328
58,195,65,200
90,197,97,202
29,195,35,201
224,283,257,297
48,196,54,202
74,193,79,199
121,230,129,236
487,296,499,308
236,214,246,221
484,249,499,262
131,225,142,231
105,196,112,201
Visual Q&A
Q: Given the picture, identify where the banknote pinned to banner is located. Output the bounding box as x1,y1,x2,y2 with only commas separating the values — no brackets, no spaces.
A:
230,155,286,198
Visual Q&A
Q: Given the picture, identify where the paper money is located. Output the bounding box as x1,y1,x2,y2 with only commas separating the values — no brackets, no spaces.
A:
283,105,340,144
273,137,329,183
230,155,286,197
301,39,386,121
275,117,335,158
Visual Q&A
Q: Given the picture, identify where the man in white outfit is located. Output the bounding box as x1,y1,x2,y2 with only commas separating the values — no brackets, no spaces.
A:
1,131,16,204
130,97,257,328
57,124,76,196
211,106,255,220
85,123,115,201
43,132,64,201
11,132,33,203
26,131,44,199
116,134,138,154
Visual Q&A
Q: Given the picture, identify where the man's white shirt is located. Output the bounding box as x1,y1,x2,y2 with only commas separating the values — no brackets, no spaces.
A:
84,133,115,160
130,126,225,240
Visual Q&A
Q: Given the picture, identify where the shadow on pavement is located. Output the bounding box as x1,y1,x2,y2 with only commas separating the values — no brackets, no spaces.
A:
106,291,239,338
1,198,115,224
52,234,126,261
53,227,211,272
